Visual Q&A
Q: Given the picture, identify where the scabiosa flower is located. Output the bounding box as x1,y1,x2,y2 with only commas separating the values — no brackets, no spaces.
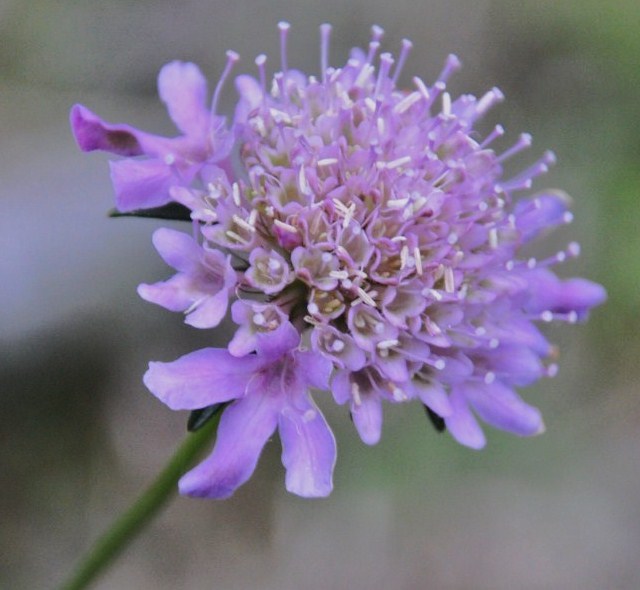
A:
72,23,605,498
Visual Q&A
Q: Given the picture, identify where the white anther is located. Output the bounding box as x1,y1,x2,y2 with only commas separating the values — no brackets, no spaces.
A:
547,363,559,378
268,108,292,124
331,339,345,353
308,302,320,315
298,166,311,195
484,371,496,384
232,183,241,207
341,278,353,289
232,214,257,233
225,230,247,244
248,209,258,226
400,245,409,269
567,311,578,324
541,310,553,323
391,236,407,242
505,260,515,271
475,326,487,336
164,153,175,165
253,312,266,326
563,211,574,224
321,252,333,263
489,228,498,249
394,91,422,114
434,359,446,371
268,258,281,271
373,321,385,334
414,247,423,275
357,287,377,307
318,158,338,167
444,266,455,293
377,339,400,350
355,63,375,87
364,97,377,112
329,270,349,279
489,338,500,349
441,92,452,117
385,155,412,170
387,197,410,208
377,117,385,136
447,233,458,245
274,219,299,233
478,201,488,212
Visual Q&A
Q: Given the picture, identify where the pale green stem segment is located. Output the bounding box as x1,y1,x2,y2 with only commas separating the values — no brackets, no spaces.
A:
57,414,220,590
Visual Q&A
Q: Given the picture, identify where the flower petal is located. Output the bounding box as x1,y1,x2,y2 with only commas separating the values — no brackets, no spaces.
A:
279,396,336,497
445,386,486,449
179,394,279,498
150,228,201,273
462,381,544,437
184,289,229,329
109,158,177,211
351,395,383,446
143,348,260,410
137,274,195,312
158,61,210,136
295,350,334,390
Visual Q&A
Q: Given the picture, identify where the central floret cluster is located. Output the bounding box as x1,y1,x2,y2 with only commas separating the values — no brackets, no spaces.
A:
71,23,605,499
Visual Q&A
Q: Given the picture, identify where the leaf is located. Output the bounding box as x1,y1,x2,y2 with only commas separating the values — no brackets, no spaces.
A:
187,403,226,432
108,202,193,221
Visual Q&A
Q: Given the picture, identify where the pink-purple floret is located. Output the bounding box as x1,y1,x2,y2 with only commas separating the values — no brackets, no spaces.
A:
71,23,606,499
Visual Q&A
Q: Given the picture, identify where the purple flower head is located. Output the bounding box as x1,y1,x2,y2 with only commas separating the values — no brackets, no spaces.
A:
74,23,606,498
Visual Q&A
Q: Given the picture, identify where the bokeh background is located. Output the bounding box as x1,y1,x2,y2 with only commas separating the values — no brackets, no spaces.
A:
1,0,638,588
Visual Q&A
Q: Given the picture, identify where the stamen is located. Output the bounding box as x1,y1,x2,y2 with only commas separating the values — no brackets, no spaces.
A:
488,228,498,249
255,54,267,92
392,38,413,84
232,182,241,207
274,219,298,233
436,54,462,87
320,23,332,83
375,53,394,98
497,133,532,163
441,92,452,118
480,124,505,148
278,21,291,74
331,339,345,352
317,158,338,167
253,312,266,326
393,91,422,114
444,266,455,293
475,87,505,117
377,339,400,349
211,50,240,115
232,214,256,233
355,63,375,88
357,287,377,307
329,270,349,279
366,41,381,65
414,247,423,275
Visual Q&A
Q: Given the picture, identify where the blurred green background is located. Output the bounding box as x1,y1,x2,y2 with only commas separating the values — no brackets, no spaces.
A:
1,0,638,588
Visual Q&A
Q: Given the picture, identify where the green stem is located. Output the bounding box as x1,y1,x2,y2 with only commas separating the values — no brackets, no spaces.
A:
58,414,220,590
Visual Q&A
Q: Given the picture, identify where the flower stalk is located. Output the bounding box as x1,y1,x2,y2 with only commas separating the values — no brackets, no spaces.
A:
57,413,221,590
